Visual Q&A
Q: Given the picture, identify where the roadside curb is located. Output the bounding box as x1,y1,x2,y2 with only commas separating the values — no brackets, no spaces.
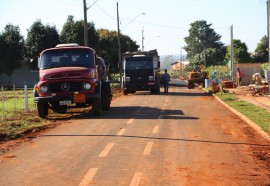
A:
212,94,270,142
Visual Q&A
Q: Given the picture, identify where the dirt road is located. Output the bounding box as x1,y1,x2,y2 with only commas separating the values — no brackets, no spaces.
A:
0,85,269,185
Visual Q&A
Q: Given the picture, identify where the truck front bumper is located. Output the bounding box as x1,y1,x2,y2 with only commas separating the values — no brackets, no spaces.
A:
34,93,101,103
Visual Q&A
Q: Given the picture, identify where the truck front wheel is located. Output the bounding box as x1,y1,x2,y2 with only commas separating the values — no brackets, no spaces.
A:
37,102,48,119
92,98,101,116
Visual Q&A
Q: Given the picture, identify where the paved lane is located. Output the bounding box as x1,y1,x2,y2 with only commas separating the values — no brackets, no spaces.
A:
0,86,269,186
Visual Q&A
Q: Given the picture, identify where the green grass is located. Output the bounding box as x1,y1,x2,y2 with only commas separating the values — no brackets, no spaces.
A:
0,89,50,140
216,92,270,133
1,90,35,117
0,111,50,140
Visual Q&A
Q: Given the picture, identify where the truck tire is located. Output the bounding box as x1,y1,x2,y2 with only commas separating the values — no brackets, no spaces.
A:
150,85,160,94
92,98,101,116
101,82,111,110
187,82,194,89
37,102,48,119
102,93,111,110
187,82,191,89
157,84,160,94
155,84,160,94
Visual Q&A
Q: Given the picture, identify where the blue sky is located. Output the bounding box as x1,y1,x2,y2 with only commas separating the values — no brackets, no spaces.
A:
0,0,267,56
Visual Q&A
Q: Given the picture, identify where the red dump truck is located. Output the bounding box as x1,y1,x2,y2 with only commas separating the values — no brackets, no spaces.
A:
30,43,111,118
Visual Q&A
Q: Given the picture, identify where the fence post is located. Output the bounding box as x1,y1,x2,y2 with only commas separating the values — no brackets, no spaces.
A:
1,85,4,118
24,83,28,112
13,83,16,112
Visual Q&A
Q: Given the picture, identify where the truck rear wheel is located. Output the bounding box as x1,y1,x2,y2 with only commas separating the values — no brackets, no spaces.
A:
150,85,160,94
101,82,111,110
102,93,111,110
92,98,101,116
155,85,160,94
37,102,48,119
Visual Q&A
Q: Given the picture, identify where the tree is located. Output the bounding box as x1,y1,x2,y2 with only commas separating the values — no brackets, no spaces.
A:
184,20,226,69
0,35,4,74
225,39,251,63
25,20,59,58
60,15,100,53
60,16,77,44
0,24,24,77
253,35,268,62
97,29,139,73
97,29,118,73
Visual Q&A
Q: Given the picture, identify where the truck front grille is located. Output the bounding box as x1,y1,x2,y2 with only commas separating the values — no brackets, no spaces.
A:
48,82,83,93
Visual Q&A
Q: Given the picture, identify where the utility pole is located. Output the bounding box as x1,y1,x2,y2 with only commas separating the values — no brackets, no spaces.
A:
267,0,270,62
142,27,144,51
180,46,183,77
267,0,270,94
117,2,123,89
83,0,89,47
204,47,206,69
83,0,98,47
230,25,234,82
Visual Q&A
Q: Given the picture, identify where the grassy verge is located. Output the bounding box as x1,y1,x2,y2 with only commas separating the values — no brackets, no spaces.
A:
0,89,53,141
0,88,123,141
215,92,270,133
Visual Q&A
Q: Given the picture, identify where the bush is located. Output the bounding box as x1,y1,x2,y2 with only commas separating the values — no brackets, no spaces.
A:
261,63,270,77
207,65,230,80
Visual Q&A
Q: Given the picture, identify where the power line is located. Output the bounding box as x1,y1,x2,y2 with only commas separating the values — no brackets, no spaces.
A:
95,2,116,20
89,2,229,32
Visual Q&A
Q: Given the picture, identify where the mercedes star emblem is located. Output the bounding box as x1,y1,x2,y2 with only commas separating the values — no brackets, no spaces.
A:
61,83,70,91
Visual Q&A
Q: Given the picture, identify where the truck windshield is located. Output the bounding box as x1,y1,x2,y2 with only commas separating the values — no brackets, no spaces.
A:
125,60,153,69
40,48,95,69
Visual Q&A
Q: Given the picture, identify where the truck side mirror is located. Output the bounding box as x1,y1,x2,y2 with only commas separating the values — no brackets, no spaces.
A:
158,61,160,68
30,57,39,71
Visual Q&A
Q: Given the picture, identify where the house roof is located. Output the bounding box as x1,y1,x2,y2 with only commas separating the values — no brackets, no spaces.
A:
171,61,180,65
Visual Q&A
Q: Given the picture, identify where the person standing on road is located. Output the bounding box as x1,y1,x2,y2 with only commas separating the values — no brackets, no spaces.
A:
162,69,171,93
237,68,243,87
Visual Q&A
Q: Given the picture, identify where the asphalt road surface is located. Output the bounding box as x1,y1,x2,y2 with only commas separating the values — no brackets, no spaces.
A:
0,81,270,186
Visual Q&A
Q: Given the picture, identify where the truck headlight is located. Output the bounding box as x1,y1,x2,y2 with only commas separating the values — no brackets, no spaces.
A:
83,83,91,90
40,85,48,93
125,77,130,82
149,76,154,81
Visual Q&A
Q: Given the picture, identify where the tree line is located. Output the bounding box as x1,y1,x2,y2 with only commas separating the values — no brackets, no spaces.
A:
184,20,268,71
0,15,139,77
1,18,268,77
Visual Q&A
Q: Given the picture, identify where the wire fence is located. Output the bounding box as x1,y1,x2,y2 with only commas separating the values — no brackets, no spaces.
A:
1,83,32,119
0,79,121,119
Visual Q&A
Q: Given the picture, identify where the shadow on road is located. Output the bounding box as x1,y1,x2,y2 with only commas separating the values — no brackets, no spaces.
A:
168,83,187,87
133,88,211,97
47,106,199,120
47,86,207,120
157,91,211,97
40,134,270,147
